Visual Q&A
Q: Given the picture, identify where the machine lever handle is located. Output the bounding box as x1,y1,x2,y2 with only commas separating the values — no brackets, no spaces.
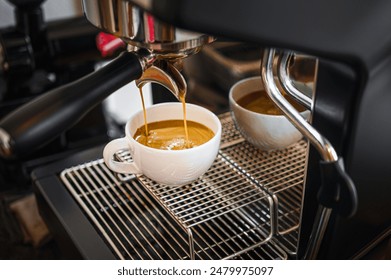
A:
0,51,143,159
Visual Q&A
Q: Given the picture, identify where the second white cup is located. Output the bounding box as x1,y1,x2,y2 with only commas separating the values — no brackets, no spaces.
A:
229,76,310,150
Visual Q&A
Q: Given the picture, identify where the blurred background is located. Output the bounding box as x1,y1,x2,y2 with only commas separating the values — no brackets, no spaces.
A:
0,0,82,27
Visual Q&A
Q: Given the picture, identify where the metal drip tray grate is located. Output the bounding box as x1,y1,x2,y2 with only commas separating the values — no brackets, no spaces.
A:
133,155,271,228
61,159,285,260
60,113,307,260
221,140,307,236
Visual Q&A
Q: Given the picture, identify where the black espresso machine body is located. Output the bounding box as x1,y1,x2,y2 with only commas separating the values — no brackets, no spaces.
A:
2,0,391,260
142,0,391,259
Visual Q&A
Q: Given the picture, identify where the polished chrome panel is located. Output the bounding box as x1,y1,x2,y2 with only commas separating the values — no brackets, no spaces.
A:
82,0,214,57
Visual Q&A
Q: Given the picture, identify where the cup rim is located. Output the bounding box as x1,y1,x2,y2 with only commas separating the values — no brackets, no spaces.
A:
229,76,308,118
125,102,222,154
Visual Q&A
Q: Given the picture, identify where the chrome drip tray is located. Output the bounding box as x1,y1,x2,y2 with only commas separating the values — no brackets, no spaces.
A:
60,113,308,260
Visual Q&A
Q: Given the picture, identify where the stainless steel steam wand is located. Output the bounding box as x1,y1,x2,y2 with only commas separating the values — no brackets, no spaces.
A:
261,48,358,259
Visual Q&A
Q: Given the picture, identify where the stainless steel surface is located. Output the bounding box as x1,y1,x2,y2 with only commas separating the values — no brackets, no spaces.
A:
60,113,307,259
218,135,307,255
133,48,157,70
136,63,187,101
261,48,338,163
82,0,214,58
117,153,276,260
221,139,308,236
304,206,332,259
278,52,314,110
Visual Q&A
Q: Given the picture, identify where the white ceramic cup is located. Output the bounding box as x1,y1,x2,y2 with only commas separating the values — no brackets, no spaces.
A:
103,102,222,186
229,76,310,150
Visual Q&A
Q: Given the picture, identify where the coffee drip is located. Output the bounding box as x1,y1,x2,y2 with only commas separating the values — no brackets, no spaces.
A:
135,60,192,148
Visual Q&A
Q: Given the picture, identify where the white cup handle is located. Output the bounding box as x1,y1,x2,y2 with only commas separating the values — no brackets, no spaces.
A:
103,137,141,174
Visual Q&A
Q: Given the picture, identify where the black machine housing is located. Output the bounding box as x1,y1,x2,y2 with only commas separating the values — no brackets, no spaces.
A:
141,0,391,259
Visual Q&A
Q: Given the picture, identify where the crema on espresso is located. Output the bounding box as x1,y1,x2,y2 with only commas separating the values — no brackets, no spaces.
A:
133,120,214,150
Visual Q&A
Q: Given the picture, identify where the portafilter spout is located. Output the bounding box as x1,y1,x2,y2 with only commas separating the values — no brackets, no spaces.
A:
136,60,187,101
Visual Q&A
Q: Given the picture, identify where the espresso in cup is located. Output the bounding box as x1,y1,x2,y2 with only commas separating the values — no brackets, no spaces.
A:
229,76,310,151
133,119,215,150
236,90,306,115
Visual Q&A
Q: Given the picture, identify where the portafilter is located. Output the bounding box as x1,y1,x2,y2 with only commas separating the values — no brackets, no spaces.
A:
0,0,214,159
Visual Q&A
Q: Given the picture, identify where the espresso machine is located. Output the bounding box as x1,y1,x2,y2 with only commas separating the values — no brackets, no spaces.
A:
0,0,390,260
